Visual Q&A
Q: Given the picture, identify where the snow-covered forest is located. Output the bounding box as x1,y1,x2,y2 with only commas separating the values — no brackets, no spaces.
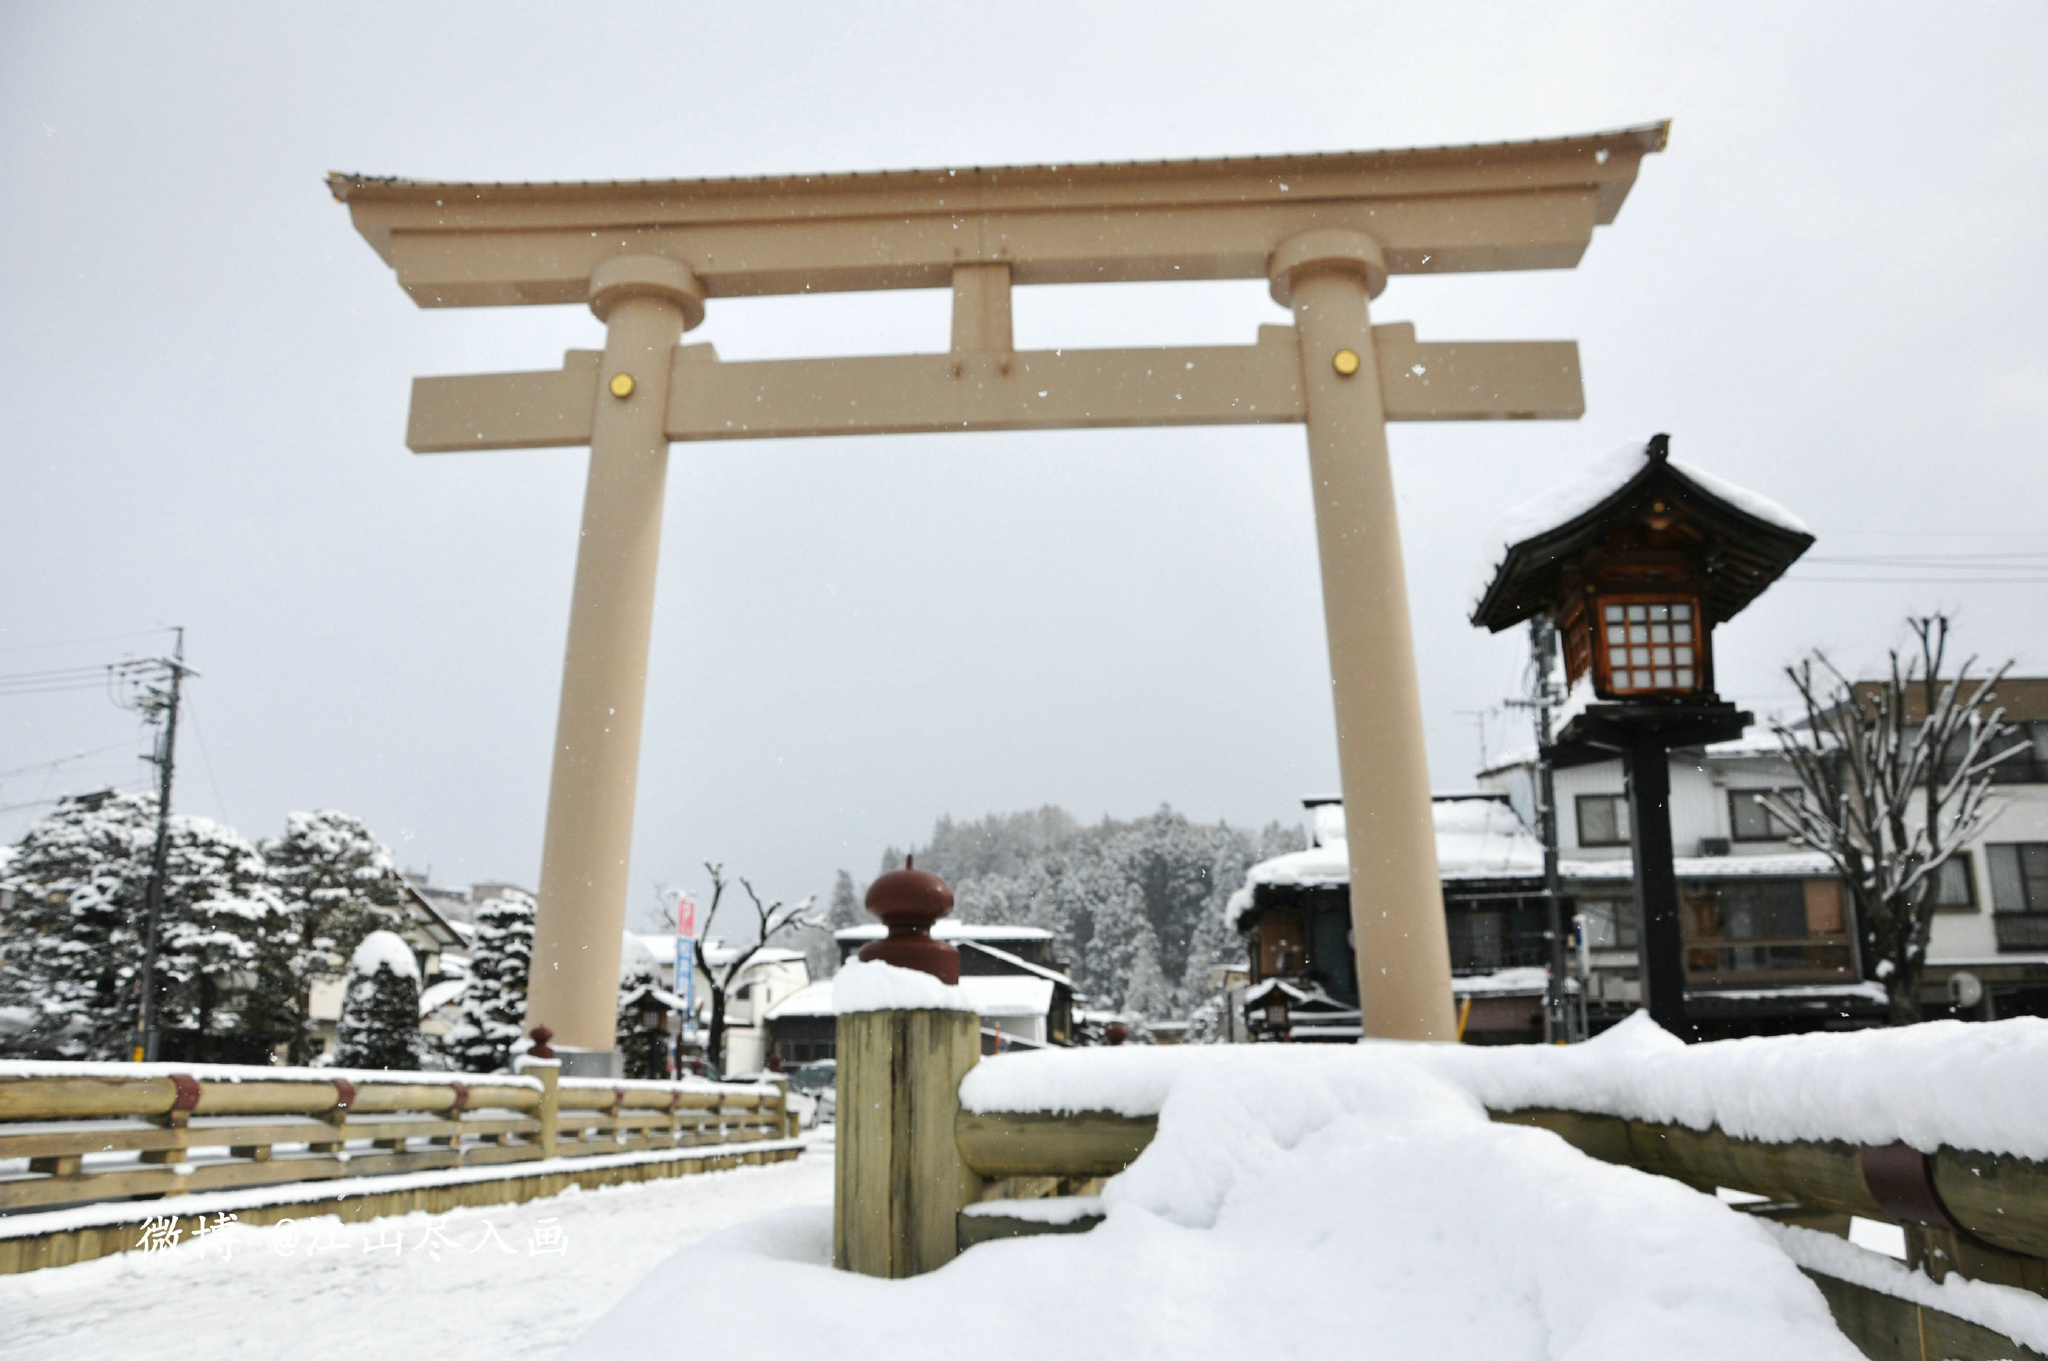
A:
866,806,1305,1018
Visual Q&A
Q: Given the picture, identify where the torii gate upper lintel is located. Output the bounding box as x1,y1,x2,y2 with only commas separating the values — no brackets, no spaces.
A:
332,122,1667,1068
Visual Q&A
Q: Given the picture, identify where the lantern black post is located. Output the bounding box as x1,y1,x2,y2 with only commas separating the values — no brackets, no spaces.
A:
1622,739,1690,1039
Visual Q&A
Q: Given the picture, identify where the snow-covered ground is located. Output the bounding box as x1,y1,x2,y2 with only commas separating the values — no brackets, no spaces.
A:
10,1011,2048,1360
0,1137,832,1361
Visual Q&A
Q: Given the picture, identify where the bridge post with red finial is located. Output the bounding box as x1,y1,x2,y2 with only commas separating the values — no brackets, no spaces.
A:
834,857,985,1278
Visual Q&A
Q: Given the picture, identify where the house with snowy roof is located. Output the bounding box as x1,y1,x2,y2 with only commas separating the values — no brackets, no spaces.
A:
624,933,812,1075
762,922,1077,1064
1229,790,1885,1045
1230,677,2048,1045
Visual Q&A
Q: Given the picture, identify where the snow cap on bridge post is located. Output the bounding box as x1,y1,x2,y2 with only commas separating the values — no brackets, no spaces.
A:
858,856,960,984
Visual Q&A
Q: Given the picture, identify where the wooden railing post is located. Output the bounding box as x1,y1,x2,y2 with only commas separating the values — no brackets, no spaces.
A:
836,1008,980,1278
518,1055,560,1160
833,861,983,1279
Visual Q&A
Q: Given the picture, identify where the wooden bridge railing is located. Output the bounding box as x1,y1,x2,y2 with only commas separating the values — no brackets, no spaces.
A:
0,1060,794,1214
834,1000,2048,1361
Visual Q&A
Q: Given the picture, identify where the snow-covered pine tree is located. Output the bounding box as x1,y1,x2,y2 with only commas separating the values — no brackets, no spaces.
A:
337,929,421,1069
1181,993,1229,1044
616,933,668,1080
262,810,405,1063
152,815,291,1061
441,888,534,1073
824,870,864,930
1119,930,1176,1021
0,790,157,1058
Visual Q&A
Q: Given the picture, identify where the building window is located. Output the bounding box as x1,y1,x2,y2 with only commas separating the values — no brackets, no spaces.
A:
1576,794,1632,847
1597,598,1702,696
1729,789,1800,842
1445,902,1549,975
1928,855,1976,912
1682,879,1853,980
1999,723,2048,784
1988,844,2048,913
1943,721,2048,786
1576,898,1637,950
1257,911,1305,977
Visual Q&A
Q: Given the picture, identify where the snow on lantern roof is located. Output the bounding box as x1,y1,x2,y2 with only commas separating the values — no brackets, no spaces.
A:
1470,434,1814,633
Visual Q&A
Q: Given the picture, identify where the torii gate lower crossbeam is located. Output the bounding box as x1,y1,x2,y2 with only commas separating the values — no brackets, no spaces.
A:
333,127,1664,1070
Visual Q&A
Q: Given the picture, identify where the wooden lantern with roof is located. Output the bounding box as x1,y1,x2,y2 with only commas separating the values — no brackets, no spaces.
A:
1472,433,1813,748
1470,434,1814,1039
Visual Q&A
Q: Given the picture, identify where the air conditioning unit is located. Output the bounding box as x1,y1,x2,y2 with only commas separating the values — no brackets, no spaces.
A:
1699,837,1731,857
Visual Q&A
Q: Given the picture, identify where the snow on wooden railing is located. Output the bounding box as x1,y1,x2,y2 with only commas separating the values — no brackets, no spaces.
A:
0,1059,791,1214
825,914,2048,1358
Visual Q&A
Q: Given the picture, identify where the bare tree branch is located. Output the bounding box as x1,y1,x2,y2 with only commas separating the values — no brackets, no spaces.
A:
687,862,819,1077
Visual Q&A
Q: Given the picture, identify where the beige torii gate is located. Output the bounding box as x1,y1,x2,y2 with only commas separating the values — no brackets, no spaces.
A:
332,123,1666,1069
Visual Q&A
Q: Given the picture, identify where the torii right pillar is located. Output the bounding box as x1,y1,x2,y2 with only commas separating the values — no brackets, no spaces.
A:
1273,230,1457,1042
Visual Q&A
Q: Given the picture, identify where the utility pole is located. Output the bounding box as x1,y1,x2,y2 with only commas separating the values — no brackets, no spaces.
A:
132,628,192,1064
1508,617,1575,1042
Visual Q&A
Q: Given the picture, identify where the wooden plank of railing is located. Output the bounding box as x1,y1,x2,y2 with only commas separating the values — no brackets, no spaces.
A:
0,1119,189,1159
1492,1108,2048,1264
0,1061,790,1215
0,1076,186,1120
948,1102,2048,1276
953,1110,1158,1179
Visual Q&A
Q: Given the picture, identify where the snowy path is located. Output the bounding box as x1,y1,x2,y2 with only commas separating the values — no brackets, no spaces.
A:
0,1134,833,1361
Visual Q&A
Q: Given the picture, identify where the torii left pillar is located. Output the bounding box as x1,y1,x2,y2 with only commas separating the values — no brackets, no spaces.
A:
526,257,705,1073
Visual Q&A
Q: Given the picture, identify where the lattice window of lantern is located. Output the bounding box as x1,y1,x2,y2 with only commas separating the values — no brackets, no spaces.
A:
1596,597,1703,696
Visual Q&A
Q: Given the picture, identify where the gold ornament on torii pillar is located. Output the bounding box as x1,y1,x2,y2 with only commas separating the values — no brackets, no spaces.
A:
331,122,1668,1068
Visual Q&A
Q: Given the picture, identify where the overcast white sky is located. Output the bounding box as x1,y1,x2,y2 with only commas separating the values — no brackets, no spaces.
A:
2,2,2044,925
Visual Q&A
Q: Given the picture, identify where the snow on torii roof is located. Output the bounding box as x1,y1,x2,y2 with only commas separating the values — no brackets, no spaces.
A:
1469,434,1814,633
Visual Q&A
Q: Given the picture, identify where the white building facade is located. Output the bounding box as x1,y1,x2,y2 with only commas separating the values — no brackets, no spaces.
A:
1480,686,2048,1023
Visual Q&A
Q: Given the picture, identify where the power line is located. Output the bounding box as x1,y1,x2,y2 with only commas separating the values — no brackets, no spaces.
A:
0,663,120,683
1810,556,2048,568
0,658,180,701
182,693,232,826
1783,576,2048,585
0,739,147,781
0,627,178,656
1813,529,2048,539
